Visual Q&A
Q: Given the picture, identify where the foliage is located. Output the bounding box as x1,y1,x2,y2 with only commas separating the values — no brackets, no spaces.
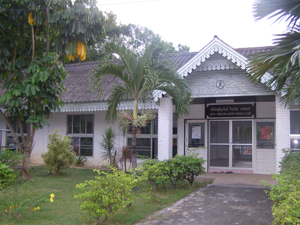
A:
74,155,87,166
0,149,25,170
141,155,206,190
100,126,118,167
86,15,190,61
42,130,75,176
119,146,132,171
92,37,192,169
74,167,148,225
0,0,105,180
249,0,300,105
0,162,16,190
264,149,300,224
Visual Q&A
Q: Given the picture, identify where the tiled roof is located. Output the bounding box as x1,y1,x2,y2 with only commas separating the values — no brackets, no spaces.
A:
0,46,276,104
62,46,276,103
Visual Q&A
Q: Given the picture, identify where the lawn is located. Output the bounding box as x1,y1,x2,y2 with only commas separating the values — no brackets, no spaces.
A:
0,166,210,225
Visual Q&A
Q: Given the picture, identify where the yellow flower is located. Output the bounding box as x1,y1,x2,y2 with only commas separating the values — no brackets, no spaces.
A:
33,207,37,211
50,198,54,203
37,206,40,210
50,194,55,198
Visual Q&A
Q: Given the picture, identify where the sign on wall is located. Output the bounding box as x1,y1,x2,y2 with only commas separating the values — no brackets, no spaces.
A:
205,104,256,118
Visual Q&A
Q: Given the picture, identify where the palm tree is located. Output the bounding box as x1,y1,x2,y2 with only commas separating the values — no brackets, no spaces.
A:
248,0,300,105
92,38,192,169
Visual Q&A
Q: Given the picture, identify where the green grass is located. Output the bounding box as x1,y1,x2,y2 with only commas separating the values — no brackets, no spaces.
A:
0,166,210,225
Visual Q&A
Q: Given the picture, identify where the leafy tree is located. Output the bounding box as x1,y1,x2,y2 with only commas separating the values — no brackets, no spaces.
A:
0,0,105,180
86,18,190,61
92,38,192,169
248,0,300,105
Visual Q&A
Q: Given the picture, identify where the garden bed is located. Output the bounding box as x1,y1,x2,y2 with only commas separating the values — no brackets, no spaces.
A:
0,166,211,225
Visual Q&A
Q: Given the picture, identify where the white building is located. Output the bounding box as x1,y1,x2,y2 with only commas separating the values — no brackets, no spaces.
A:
2,36,300,174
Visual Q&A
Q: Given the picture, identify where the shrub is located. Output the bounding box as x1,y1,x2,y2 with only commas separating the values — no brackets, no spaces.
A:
42,130,75,175
74,167,148,225
0,162,16,189
266,149,300,224
141,155,206,190
74,155,87,166
0,149,25,170
141,159,169,191
172,155,206,186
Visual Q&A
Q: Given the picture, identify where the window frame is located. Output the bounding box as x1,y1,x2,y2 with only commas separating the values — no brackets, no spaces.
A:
67,114,94,157
290,110,300,152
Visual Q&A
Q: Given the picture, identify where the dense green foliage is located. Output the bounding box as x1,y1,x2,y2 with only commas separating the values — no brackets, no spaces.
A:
0,149,24,170
249,0,300,105
0,162,16,189
42,130,75,175
0,0,105,180
266,149,300,224
74,167,148,225
141,155,206,190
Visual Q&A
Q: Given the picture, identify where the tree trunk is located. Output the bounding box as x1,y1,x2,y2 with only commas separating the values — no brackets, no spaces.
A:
131,124,137,169
22,151,32,181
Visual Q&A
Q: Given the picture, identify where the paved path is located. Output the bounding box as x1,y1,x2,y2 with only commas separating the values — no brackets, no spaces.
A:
136,173,275,225
136,185,273,225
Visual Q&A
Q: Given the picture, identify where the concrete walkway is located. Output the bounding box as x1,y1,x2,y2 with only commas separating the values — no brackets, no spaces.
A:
196,172,277,187
135,173,276,225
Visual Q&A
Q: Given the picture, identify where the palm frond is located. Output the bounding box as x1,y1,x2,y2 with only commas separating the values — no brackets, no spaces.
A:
253,0,300,27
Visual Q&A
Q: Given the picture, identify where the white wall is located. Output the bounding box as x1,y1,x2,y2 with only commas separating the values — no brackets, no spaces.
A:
10,111,125,167
275,96,290,172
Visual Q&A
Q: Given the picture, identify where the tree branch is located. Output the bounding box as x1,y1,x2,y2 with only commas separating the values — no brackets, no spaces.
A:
31,24,35,62
50,50,63,73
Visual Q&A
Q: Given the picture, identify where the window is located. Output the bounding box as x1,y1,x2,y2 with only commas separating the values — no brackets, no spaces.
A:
256,122,275,149
127,113,178,158
6,117,28,150
67,115,94,156
290,111,300,151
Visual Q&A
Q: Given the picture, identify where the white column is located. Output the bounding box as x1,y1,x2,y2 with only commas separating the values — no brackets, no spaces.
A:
158,96,173,161
275,95,290,173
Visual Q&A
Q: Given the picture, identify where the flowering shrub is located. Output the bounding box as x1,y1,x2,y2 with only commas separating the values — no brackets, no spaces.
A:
74,167,148,225
0,185,53,220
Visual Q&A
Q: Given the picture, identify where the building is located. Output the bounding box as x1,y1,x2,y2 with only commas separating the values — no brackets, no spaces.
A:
2,36,300,174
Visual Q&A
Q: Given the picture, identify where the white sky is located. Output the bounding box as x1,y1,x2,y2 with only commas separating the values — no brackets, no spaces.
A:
97,0,287,52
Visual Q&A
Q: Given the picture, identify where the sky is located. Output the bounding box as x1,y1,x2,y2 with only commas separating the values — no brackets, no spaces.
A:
97,0,287,52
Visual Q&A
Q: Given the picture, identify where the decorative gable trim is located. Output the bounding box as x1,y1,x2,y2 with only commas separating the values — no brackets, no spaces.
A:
60,101,158,113
177,36,248,77
153,36,274,101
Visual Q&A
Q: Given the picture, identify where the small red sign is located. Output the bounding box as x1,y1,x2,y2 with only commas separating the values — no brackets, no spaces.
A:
260,126,271,139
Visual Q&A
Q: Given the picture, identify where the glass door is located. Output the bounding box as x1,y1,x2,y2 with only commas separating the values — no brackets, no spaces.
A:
209,120,253,169
210,121,230,167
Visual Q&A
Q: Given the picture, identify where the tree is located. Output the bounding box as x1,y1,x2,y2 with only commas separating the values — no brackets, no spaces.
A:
248,0,300,105
85,20,190,61
92,38,192,169
0,0,105,180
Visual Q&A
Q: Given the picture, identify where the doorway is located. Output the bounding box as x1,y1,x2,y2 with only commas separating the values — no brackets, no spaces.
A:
209,120,253,170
